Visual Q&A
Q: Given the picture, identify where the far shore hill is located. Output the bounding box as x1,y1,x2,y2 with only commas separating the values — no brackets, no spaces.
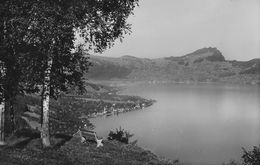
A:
87,47,260,85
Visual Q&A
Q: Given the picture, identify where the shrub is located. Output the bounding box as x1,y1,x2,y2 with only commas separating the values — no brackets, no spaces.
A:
224,146,260,165
108,127,134,144
242,146,260,165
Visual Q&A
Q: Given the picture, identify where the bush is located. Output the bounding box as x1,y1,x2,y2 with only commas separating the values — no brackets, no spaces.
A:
107,127,134,144
242,146,260,165
224,146,260,165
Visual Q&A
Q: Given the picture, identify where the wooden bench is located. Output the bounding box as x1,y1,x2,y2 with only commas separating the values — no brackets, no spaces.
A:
73,129,103,147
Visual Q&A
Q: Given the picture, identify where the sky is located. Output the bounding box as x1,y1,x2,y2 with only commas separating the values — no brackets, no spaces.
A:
99,0,260,61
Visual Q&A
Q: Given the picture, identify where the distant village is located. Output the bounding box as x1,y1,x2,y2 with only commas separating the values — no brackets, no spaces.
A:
81,98,155,118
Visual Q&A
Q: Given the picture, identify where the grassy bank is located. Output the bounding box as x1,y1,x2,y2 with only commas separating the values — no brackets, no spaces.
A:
0,129,178,165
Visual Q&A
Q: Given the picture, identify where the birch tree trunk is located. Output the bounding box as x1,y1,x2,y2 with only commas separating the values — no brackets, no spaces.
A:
0,99,5,145
41,58,53,147
0,20,6,145
9,99,15,133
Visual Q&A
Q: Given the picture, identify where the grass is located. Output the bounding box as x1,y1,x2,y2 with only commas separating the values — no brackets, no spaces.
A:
0,131,178,165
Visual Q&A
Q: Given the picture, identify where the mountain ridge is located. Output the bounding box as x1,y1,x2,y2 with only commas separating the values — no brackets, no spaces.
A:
87,47,260,84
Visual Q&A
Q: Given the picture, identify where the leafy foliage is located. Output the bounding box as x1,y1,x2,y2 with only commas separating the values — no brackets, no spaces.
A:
0,0,139,143
108,127,134,144
242,146,260,165
223,146,260,165
0,0,139,98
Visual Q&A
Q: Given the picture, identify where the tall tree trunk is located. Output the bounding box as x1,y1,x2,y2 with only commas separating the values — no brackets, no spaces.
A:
0,98,5,145
41,58,53,147
0,20,6,145
9,98,15,133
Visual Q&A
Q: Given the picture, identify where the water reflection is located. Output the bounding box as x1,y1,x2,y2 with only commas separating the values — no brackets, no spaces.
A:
90,84,260,165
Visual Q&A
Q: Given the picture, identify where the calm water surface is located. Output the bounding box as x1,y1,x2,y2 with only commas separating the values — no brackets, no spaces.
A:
90,83,260,165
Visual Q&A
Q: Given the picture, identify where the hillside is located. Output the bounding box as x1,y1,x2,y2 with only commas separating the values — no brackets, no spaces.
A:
0,132,177,165
87,47,260,84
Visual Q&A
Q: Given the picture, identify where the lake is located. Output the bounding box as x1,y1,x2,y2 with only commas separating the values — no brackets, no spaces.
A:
90,83,260,165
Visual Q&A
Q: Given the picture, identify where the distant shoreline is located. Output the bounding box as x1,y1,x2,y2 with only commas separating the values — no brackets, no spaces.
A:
74,83,156,119
89,79,260,87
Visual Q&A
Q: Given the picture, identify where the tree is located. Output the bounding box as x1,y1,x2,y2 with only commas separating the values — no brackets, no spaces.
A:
0,0,50,144
0,0,139,147
0,1,33,142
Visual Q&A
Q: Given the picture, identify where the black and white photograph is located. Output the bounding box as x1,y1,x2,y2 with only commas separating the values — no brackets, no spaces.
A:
0,0,259,165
